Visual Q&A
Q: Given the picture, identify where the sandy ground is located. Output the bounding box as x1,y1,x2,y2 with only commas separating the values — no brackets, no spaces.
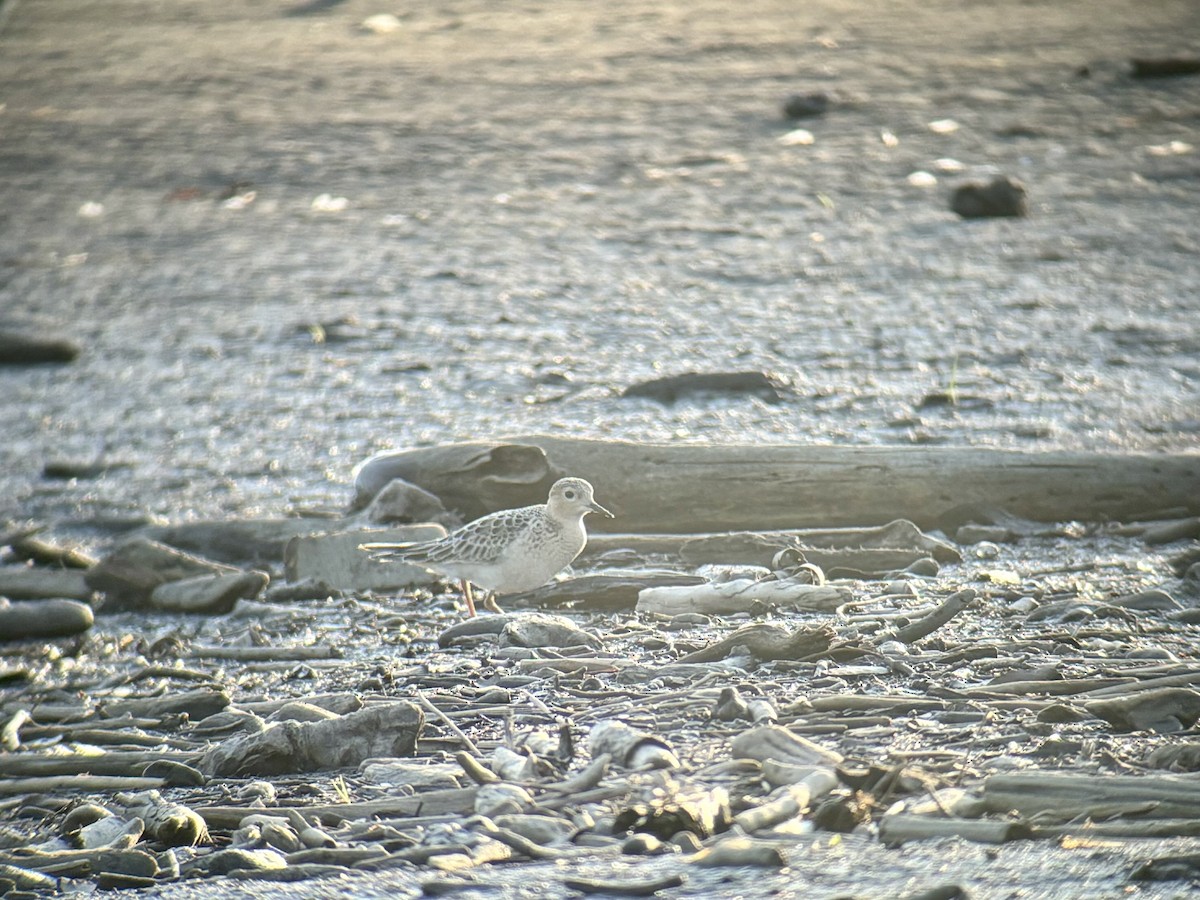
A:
2,0,1199,530
2,1,1200,897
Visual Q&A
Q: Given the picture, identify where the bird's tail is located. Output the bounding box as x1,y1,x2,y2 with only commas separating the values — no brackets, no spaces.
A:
358,541,422,562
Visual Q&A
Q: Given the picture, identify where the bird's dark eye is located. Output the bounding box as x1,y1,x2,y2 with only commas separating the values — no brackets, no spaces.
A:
564,490,576,500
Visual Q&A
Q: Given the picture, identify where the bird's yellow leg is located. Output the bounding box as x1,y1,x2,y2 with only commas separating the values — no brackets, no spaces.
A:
461,581,477,617
483,592,503,614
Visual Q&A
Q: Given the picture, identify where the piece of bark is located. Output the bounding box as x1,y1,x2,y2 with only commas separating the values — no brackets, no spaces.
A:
0,749,200,778
148,571,268,614
678,622,834,664
85,538,239,607
284,525,444,591
636,579,849,616
0,598,94,640
197,701,424,777
350,438,1200,530
798,694,948,715
0,567,94,600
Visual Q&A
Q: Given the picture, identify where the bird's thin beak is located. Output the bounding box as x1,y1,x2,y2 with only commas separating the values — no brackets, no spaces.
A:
589,500,614,518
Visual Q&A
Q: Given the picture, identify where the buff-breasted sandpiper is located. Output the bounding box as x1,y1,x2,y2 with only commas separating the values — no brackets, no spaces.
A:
361,477,613,616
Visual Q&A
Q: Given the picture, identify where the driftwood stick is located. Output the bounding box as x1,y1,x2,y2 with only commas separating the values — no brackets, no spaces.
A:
0,775,164,795
416,692,482,757
732,768,840,833
883,590,975,644
195,787,480,829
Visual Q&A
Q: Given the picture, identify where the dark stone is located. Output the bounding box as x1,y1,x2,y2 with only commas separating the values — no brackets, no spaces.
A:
783,91,830,119
0,331,80,365
950,176,1028,218
622,371,791,404
1130,57,1200,78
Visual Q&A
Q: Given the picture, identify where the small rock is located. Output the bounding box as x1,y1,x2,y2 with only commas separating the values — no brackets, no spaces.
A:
589,721,679,771
782,91,830,119
199,847,288,876
690,836,786,868
622,833,671,855
950,176,1028,219
361,479,457,527
499,612,604,651
474,784,534,818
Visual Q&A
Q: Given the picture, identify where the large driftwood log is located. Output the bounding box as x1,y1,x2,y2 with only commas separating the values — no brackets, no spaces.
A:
351,437,1200,530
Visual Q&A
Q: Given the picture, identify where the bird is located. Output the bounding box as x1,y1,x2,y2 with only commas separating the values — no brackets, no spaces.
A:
360,477,613,616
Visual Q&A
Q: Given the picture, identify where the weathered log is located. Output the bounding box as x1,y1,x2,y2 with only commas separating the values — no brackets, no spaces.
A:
0,775,165,795
0,598,94,640
636,580,849,617
197,701,424,777
878,814,1033,845
0,749,200,778
351,438,1200,530
678,622,834,664
982,772,1200,820
196,788,479,829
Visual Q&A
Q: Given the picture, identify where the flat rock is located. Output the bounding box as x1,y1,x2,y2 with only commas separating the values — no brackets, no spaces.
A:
149,571,269,614
85,538,239,608
283,524,445,591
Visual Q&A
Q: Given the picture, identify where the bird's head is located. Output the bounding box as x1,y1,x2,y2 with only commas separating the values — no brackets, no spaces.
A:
547,477,614,520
